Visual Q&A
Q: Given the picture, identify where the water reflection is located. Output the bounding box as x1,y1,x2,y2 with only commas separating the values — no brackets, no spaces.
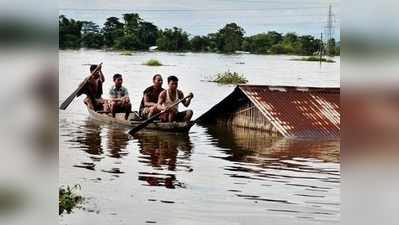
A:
72,119,103,157
206,125,340,164
133,132,193,189
105,127,129,158
204,125,340,221
68,119,130,173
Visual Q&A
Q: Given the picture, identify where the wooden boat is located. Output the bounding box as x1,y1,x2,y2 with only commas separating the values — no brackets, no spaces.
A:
87,108,195,133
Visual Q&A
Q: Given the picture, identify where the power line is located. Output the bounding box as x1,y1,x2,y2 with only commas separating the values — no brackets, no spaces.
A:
59,6,340,12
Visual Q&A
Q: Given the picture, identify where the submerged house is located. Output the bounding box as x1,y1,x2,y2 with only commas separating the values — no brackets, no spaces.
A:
197,85,340,138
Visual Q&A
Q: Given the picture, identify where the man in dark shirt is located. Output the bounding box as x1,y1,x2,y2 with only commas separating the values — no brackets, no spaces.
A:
139,74,164,118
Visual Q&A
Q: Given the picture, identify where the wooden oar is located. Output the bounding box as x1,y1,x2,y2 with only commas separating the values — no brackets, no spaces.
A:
59,63,103,110
128,94,193,135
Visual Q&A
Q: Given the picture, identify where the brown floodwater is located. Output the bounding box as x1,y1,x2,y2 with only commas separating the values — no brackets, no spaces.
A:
59,50,340,225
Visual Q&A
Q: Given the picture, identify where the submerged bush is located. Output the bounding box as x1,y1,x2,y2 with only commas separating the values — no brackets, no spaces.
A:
120,50,133,56
212,70,248,84
59,185,83,215
143,59,163,66
293,56,335,63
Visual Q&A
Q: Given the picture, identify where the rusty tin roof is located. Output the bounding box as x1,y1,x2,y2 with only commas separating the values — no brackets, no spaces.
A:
198,85,340,138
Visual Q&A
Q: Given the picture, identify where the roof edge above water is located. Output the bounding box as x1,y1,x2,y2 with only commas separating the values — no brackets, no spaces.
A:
238,84,340,93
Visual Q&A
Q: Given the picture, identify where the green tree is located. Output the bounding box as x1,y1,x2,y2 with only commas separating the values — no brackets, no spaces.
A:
242,31,283,54
269,43,286,54
59,13,337,56
114,33,141,50
156,27,190,51
114,13,157,50
102,17,124,48
282,32,301,54
81,21,103,49
266,31,283,45
190,35,209,52
122,13,142,35
59,15,82,49
298,35,319,55
251,33,271,54
215,23,245,53
137,21,159,49
241,37,253,52
82,21,99,33
206,33,218,51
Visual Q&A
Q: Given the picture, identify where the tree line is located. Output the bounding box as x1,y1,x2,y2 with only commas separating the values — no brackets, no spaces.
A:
59,13,339,56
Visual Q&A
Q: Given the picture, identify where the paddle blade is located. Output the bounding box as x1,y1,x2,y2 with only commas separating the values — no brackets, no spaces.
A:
128,122,149,135
128,114,159,135
59,92,77,110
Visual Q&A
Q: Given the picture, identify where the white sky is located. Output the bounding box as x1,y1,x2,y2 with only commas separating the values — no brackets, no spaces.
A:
59,0,340,39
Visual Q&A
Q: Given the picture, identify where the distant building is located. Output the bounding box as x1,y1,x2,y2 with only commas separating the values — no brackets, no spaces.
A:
234,51,250,54
149,46,158,51
197,85,340,138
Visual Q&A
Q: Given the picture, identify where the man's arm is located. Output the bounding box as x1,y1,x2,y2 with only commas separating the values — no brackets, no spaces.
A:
99,69,105,83
157,91,167,111
144,94,157,107
180,91,193,107
121,88,130,102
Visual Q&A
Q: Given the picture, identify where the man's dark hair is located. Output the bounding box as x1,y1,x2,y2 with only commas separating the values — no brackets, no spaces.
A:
90,64,98,72
153,74,162,81
167,75,178,83
113,73,122,81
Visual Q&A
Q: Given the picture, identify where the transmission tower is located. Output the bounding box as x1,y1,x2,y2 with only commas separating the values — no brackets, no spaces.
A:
324,4,335,56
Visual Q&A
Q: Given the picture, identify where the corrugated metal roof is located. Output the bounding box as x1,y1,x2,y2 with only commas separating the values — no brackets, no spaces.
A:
197,85,340,138
238,85,340,137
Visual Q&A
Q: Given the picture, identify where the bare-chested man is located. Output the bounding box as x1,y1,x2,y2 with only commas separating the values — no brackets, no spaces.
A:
157,75,193,122
78,64,107,111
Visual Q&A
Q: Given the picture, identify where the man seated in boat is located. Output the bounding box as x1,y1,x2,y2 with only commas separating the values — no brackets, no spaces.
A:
157,75,194,122
139,74,164,119
78,64,107,111
109,73,132,120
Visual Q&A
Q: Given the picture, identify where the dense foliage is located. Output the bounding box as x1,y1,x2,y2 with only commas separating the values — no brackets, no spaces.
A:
59,185,83,215
59,13,340,56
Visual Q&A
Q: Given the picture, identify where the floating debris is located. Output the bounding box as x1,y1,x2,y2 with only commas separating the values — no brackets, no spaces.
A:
73,162,95,170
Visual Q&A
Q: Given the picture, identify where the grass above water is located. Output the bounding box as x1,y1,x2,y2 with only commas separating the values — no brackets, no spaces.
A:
143,59,163,66
59,185,83,215
212,70,248,84
120,51,133,56
292,56,336,63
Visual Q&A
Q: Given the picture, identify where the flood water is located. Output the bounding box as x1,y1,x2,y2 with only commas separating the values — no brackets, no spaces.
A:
59,50,340,225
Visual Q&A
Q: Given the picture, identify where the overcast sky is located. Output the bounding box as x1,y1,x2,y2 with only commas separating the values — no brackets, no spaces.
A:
59,0,340,39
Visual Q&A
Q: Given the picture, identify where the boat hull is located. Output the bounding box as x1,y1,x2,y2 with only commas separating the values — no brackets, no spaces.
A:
87,108,194,133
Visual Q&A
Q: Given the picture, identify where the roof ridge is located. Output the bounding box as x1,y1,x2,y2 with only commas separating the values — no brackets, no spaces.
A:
238,85,340,92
